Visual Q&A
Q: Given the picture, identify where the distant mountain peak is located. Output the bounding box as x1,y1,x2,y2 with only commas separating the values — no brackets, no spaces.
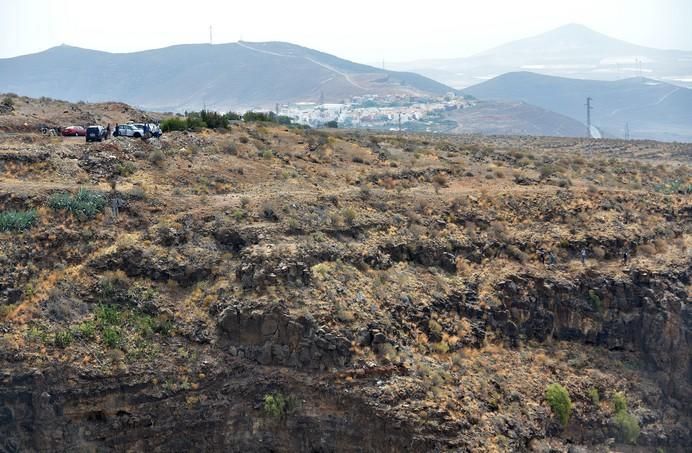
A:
541,23,620,43
476,23,643,58
551,23,597,34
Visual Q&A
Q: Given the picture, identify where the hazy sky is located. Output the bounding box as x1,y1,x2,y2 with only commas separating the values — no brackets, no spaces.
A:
1,0,691,63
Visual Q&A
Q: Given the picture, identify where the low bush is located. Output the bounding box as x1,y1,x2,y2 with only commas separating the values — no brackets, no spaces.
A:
48,189,105,220
342,207,357,225
199,110,228,129
545,383,572,427
263,393,288,418
432,173,449,188
161,110,240,132
73,321,96,340
149,149,166,167
161,116,187,132
102,326,122,348
431,341,450,354
0,209,38,231
116,161,136,176
611,391,640,444
614,410,640,444
1,96,15,109
54,330,73,348
243,111,273,122
223,143,238,155
588,387,600,405
588,289,603,312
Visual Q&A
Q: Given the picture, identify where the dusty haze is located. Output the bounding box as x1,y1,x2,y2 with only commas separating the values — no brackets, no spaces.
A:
2,0,691,63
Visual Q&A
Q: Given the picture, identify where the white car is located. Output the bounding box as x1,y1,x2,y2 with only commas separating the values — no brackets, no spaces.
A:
133,123,163,138
114,124,145,138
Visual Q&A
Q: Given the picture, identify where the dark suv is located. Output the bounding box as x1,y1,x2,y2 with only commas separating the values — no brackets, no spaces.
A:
86,125,107,142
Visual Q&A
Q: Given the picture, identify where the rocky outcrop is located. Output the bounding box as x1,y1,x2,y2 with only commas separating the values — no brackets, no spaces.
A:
0,151,50,163
217,302,352,370
0,364,425,453
90,245,216,287
420,266,690,404
495,268,690,401
381,241,459,272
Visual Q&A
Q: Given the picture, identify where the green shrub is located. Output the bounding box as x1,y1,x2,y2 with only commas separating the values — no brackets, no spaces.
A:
613,391,627,413
611,391,639,444
588,289,603,313
431,341,449,354
102,326,122,348
588,387,600,405
545,383,572,427
614,410,640,444
161,116,187,132
428,319,443,336
95,304,121,328
232,208,246,221
200,110,228,129
243,111,273,122
54,330,73,348
116,161,136,176
48,188,105,220
262,393,295,418
185,113,206,129
73,321,96,340
263,393,287,418
0,209,38,231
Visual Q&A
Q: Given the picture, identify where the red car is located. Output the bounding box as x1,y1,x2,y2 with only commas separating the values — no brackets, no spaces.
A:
62,126,86,136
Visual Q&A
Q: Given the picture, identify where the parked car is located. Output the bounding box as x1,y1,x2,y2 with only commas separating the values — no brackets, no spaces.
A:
86,125,107,142
62,126,86,136
113,124,145,138
133,123,162,138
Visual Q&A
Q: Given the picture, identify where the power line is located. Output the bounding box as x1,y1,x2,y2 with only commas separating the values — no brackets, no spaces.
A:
585,97,593,138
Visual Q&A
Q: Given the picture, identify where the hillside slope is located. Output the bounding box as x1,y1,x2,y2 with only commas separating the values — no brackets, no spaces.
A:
445,100,587,137
464,72,692,142
0,42,455,112
0,98,690,451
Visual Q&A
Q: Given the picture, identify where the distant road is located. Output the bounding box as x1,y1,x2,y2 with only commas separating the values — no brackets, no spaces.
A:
236,41,366,90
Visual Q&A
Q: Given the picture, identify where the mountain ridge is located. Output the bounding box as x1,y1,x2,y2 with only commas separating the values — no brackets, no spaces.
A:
391,24,692,89
463,71,692,142
0,41,456,112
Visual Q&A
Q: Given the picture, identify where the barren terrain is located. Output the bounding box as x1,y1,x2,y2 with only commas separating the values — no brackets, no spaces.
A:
0,97,690,452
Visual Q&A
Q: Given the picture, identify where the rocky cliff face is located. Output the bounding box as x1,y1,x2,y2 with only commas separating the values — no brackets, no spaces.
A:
7,265,686,452
0,363,427,453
